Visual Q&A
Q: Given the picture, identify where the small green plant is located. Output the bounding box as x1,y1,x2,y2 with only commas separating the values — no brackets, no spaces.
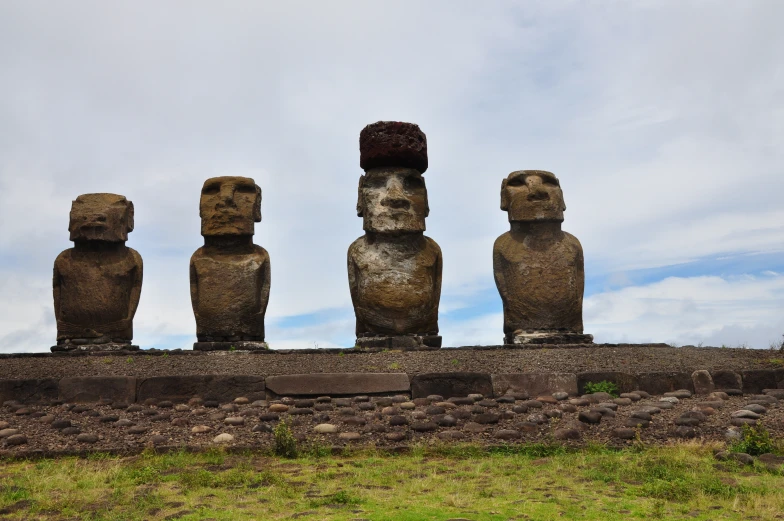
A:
583,380,619,397
388,362,400,370
126,356,133,363
162,352,168,358
229,345,236,352
339,351,345,357
730,423,777,456
450,358,459,366
274,420,298,458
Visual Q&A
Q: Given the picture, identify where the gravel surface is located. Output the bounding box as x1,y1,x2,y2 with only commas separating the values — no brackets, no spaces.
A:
2,389,783,457
0,345,782,379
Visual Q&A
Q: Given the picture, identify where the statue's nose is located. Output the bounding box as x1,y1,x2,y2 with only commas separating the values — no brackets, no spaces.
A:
381,180,410,209
526,178,550,201
217,185,236,206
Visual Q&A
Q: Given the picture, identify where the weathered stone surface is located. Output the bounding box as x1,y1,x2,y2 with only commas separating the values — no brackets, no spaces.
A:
137,375,265,403
349,122,441,348
266,373,408,396
691,370,714,395
637,372,694,395
577,372,637,394
494,170,590,345
59,377,137,404
0,379,59,404
492,373,577,397
711,370,742,391
741,370,778,394
190,176,270,346
53,193,142,351
411,372,492,399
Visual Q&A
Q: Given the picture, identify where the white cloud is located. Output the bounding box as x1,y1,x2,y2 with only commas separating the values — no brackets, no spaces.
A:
586,273,784,348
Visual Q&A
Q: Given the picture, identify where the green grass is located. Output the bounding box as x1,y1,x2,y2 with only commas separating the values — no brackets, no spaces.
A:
0,442,782,520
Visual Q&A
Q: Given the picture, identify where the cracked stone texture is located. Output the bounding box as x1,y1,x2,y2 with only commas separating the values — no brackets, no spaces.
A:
494,170,588,345
190,176,270,343
53,194,142,348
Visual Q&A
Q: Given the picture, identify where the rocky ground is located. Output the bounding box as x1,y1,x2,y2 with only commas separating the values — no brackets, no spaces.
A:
0,345,782,379
2,387,783,458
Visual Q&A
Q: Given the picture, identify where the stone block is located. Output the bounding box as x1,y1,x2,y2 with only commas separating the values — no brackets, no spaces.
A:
691,370,714,395
265,373,409,397
59,377,137,403
137,375,265,403
0,378,59,404
636,372,694,395
741,370,778,394
577,372,637,394
411,372,493,399
492,373,577,398
711,370,742,390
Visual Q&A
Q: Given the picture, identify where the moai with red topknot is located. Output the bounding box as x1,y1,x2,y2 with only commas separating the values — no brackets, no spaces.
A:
493,170,592,345
348,121,442,349
52,193,143,351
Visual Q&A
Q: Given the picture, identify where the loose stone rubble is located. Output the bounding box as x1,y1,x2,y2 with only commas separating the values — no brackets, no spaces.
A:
2,387,782,457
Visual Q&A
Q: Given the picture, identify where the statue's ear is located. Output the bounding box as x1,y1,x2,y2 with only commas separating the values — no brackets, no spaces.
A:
356,175,365,217
500,179,509,211
126,200,135,233
254,185,262,222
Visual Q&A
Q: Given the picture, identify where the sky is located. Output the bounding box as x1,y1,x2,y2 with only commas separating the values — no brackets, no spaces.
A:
0,1,782,353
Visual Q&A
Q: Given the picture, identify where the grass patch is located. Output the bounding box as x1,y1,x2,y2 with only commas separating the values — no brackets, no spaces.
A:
0,443,782,519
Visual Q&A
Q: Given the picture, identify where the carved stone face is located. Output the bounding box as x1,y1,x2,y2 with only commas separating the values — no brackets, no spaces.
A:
200,176,261,236
69,193,134,242
501,170,565,222
357,167,428,234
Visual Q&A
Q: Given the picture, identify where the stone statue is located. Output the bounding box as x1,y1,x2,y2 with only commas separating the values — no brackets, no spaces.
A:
190,176,270,351
493,170,592,345
52,193,143,351
348,121,442,350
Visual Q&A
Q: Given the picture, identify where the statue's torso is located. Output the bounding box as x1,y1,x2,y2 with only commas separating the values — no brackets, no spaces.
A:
348,235,440,335
493,231,584,333
55,247,139,328
190,246,269,338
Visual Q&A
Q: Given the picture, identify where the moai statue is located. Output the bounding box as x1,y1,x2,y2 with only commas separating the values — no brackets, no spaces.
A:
348,121,442,350
52,193,143,352
493,170,593,345
190,176,270,351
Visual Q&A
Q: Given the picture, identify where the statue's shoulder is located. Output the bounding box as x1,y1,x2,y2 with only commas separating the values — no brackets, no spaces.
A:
347,235,368,258
562,231,583,253
127,247,143,267
493,231,513,250
422,235,442,256
190,246,206,264
251,244,270,261
54,248,73,267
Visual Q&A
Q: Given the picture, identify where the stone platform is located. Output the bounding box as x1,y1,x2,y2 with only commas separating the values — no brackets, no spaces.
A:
0,344,781,405
1,344,783,458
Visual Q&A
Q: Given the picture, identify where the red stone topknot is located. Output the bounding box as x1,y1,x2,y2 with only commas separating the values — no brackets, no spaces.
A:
359,121,428,173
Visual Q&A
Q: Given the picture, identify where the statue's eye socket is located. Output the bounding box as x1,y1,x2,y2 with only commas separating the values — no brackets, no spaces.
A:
364,176,385,188
543,176,559,186
404,176,424,189
507,177,525,187
202,185,219,195
236,185,256,194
